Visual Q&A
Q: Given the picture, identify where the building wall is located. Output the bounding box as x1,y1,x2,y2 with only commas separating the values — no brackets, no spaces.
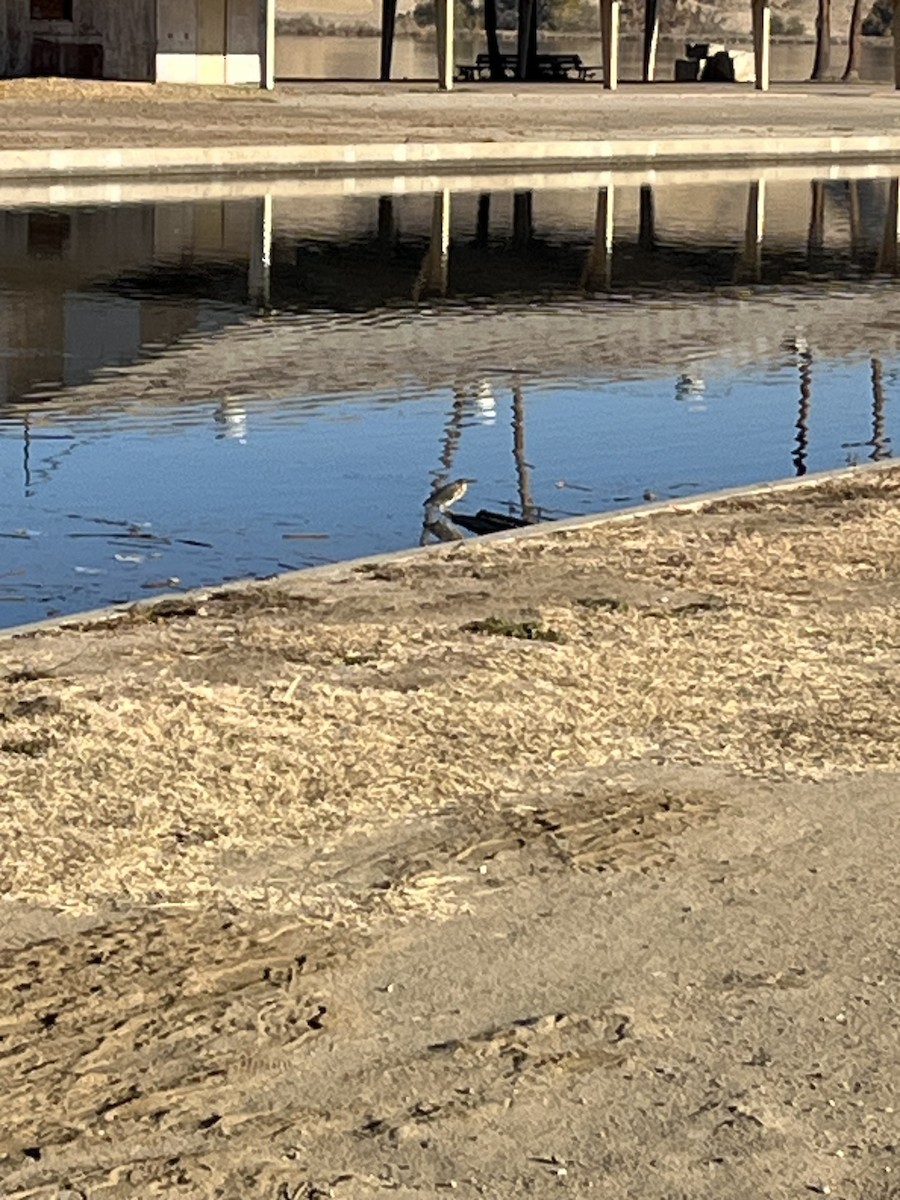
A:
156,0,266,86
0,0,269,84
0,0,155,80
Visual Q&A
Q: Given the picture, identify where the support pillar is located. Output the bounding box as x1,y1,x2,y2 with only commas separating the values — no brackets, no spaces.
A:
599,0,620,89
517,0,537,80
260,0,276,90
894,15,900,88
380,0,397,80
642,0,659,81
484,0,503,78
582,186,615,291
435,0,455,90
414,190,451,300
751,0,770,91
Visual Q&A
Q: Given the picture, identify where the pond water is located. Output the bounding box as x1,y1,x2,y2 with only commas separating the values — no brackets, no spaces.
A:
275,31,897,82
1,169,899,628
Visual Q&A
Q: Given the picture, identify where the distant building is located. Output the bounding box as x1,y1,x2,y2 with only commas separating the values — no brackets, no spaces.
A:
0,0,275,86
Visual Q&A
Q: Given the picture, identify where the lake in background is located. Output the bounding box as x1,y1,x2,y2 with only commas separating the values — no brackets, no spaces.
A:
275,32,896,81
1,169,898,627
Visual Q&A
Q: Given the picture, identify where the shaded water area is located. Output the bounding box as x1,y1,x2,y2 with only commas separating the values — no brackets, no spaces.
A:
1,168,900,627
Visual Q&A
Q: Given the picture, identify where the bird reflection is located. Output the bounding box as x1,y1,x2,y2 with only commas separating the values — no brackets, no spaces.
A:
421,477,474,544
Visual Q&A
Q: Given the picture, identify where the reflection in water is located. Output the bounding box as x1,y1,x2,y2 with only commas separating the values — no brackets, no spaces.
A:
792,339,812,477
736,179,765,284
870,357,891,461
214,398,249,442
1,170,899,625
512,382,535,521
582,186,614,292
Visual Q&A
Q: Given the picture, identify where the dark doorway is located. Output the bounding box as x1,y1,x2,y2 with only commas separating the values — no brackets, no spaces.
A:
30,0,74,18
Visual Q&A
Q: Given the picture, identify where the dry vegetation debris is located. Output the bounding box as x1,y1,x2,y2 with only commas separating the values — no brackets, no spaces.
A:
2,468,900,914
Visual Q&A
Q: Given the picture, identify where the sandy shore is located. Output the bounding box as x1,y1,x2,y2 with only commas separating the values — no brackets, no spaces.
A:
1,76,900,153
1,467,899,1197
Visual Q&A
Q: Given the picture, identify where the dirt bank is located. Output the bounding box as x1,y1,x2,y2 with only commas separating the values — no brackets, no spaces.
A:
1,77,900,153
1,468,899,1198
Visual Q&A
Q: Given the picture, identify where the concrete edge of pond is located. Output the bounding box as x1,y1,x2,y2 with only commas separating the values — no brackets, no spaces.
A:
4,131,900,180
2,458,896,644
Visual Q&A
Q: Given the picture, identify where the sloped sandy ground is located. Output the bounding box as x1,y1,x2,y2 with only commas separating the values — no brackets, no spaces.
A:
1,77,900,150
1,468,899,1198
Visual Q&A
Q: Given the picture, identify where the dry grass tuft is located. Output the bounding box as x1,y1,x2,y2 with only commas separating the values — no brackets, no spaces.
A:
3,467,900,913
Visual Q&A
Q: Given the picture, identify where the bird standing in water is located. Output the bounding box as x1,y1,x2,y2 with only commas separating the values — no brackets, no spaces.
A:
424,478,475,513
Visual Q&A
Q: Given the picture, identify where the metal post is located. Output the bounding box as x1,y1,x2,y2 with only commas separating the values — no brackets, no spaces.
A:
752,0,770,91
599,0,620,90
642,0,659,81
380,0,397,80
435,0,454,90
260,0,275,89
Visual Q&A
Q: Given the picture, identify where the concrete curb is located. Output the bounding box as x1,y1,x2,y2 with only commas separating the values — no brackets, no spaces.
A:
0,156,898,208
2,459,896,643
4,131,900,180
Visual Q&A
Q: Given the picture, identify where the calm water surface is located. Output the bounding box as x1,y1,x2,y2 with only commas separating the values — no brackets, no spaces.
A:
1,172,899,626
275,31,897,81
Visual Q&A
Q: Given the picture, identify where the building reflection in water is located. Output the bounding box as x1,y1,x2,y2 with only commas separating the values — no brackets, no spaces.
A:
1,171,898,507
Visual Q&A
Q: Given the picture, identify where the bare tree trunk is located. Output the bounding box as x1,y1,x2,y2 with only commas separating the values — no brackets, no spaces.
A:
810,0,832,79
842,0,863,79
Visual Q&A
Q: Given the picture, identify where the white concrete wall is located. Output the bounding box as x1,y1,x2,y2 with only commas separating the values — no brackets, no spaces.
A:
156,0,272,86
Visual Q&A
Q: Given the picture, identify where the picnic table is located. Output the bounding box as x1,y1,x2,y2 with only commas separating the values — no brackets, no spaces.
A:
455,52,601,82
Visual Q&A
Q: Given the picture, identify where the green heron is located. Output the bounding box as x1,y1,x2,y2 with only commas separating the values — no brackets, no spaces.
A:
424,477,475,513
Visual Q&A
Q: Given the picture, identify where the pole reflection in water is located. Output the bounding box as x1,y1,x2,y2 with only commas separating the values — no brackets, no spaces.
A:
475,193,491,246
869,356,891,461
413,189,451,301
4,172,900,628
638,183,656,252
877,177,900,274
512,191,534,249
792,338,812,477
377,195,396,250
582,186,615,292
807,180,826,266
512,382,535,521
736,179,765,284
248,194,273,311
